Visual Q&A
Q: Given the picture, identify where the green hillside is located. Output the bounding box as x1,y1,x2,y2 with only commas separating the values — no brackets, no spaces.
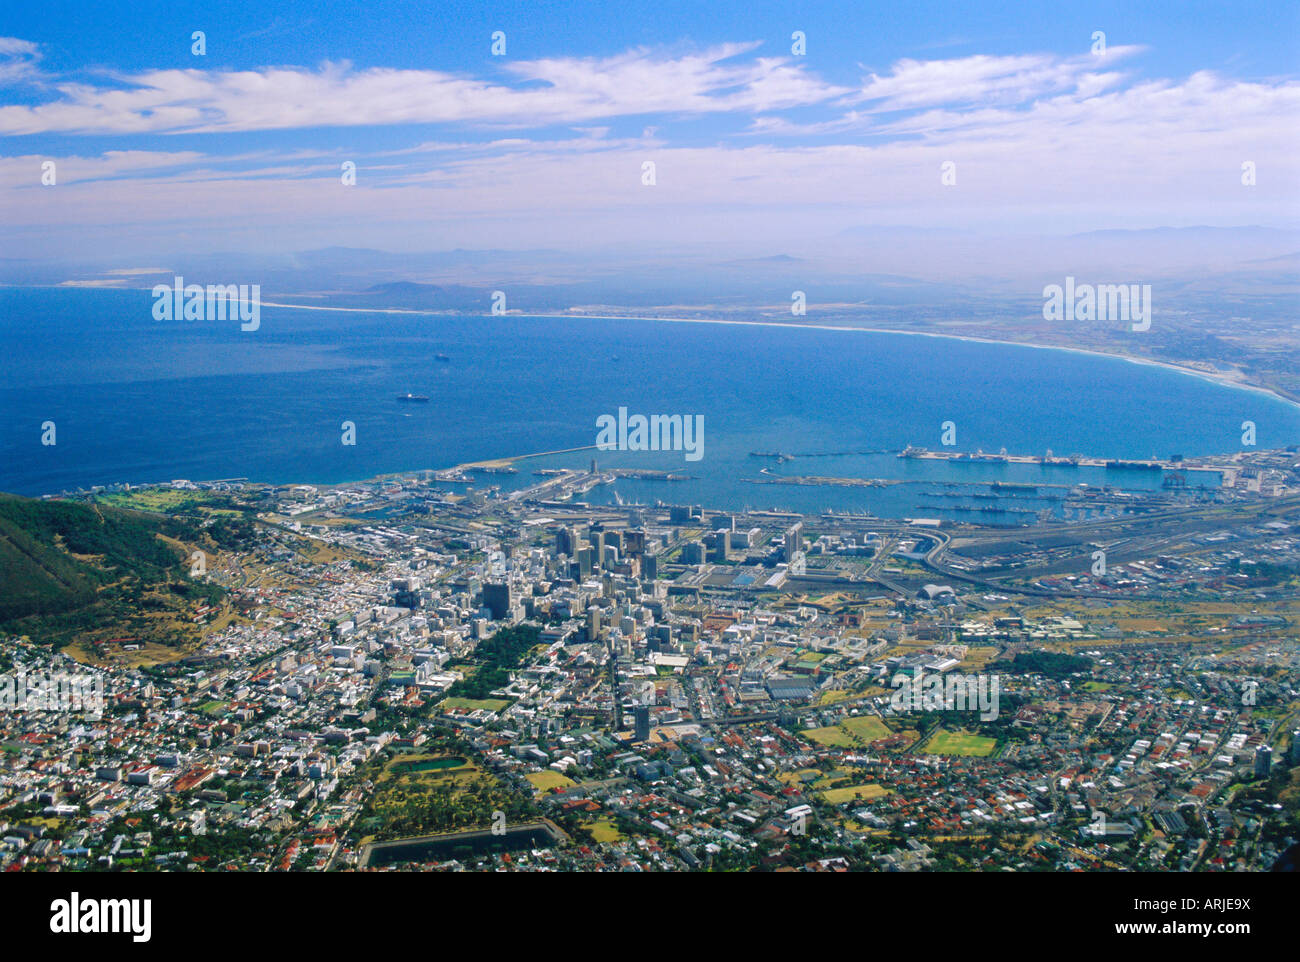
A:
0,493,222,649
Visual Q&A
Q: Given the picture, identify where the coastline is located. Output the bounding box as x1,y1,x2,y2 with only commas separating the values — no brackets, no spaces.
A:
545,312,1300,412
258,300,1300,412
458,444,598,470
8,290,1295,499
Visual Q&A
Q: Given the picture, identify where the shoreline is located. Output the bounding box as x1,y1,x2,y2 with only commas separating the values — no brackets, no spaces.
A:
367,444,598,478
258,300,1300,412
8,291,1296,499
543,313,1300,412
458,444,598,470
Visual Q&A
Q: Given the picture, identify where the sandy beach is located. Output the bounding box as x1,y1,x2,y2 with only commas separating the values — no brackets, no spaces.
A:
259,300,1300,412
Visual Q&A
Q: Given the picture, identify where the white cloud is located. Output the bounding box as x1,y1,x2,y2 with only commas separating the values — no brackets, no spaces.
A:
852,48,1143,111
0,36,41,85
0,43,847,135
0,42,1295,255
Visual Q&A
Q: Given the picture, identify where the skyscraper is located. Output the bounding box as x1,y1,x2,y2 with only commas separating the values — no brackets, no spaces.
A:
482,582,511,620
556,526,580,557
784,521,803,562
711,528,731,562
1254,744,1272,779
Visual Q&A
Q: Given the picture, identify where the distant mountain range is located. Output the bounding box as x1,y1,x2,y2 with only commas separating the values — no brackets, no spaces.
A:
1,225,1294,305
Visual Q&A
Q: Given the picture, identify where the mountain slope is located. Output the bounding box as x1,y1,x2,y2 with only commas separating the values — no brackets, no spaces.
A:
0,493,218,648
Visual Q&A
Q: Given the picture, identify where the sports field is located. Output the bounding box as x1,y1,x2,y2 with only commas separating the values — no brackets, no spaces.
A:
921,729,997,757
802,714,892,747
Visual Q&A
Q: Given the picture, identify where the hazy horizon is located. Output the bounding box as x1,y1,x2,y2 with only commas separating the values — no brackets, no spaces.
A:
3,0,1298,267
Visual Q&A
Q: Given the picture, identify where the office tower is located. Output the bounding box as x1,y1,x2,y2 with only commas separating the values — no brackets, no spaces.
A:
556,526,580,557
482,582,511,620
642,553,658,580
634,705,651,742
1255,744,1273,778
711,529,730,562
624,529,647,557
681,541,706,565
392,577,423,609
1291,731,1300,766
590,529,606,566
731,528,755,550
784,521,803,562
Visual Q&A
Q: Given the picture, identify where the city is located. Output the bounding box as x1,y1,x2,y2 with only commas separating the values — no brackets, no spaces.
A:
0,0,1293,942
3,442,1296,874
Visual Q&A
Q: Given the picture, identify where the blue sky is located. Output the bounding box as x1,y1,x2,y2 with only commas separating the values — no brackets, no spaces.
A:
2,0,1297,260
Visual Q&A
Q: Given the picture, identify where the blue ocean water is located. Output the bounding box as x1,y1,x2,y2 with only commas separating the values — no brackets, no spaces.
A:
2,287,1297,517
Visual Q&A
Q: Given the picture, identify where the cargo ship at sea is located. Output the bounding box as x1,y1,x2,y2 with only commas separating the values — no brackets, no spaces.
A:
397,393,430,403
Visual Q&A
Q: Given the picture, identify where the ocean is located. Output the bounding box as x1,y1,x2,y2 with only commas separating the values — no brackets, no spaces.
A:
2,286,1297,519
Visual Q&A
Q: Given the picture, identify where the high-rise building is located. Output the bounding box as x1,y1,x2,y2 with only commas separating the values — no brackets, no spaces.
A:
1291,730,1300,766
556,526,580,557
784,521,803,562
634,705,651,742
392,577,423,609
1255,744,1273,779
624,529,647,557
482,582,511,620
711,529,731,562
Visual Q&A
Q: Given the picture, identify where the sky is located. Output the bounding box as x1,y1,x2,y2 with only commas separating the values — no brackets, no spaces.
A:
1,0,1298,261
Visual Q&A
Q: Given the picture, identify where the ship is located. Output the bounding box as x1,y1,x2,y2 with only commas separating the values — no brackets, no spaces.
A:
435,354,450,362
1105,459,1161,471
396,393,430,403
